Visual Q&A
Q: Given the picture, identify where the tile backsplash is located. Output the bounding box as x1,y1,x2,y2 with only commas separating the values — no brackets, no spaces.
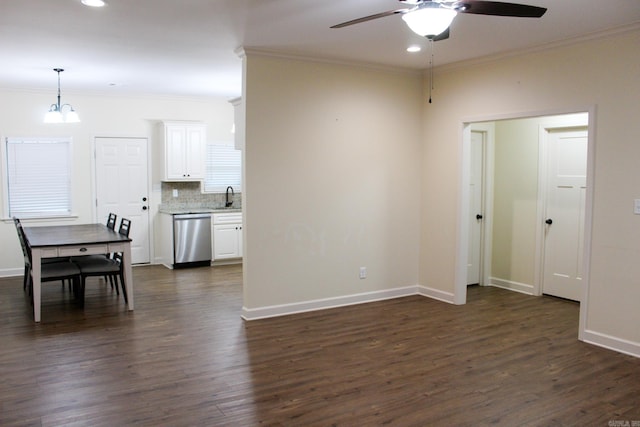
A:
160,181,241,210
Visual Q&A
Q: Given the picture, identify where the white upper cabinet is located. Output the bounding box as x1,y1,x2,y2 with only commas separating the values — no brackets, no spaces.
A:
162,121,206,181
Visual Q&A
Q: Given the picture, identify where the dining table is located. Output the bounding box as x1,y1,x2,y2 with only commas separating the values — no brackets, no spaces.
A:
23,223,134,322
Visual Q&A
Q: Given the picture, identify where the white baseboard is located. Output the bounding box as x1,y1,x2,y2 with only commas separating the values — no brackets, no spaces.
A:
417,285,456,304
582,329,640,359
0,268,23,278
241,285,420,320
489,277,534,295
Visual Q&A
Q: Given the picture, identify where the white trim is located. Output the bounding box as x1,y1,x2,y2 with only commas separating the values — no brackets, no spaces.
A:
470,123,495,288
417,285,456,304
489,277,535,295
0,268,24,278
578,107,597,342
582,330,640,359
455,124,471,305
242,47,422,78
242,285,420,321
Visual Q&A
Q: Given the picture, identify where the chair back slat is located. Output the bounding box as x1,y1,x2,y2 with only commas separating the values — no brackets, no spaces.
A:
107,213,118,230
15,222,31,263
119,218,131,238
13,217,29,258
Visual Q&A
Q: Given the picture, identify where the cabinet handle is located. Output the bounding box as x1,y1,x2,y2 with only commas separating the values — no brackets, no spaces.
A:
79,247,88,252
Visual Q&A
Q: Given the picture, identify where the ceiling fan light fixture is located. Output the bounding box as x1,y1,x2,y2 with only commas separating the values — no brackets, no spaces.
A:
81,0,106,7
402,6,457,37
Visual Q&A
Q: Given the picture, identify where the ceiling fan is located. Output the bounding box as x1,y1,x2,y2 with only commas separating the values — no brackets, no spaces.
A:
332,1,546,103
331,0,547,40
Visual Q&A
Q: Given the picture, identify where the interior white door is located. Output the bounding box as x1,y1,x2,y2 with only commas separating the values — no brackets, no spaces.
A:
542,128,588,301
467,130,484,285
95,137,150,264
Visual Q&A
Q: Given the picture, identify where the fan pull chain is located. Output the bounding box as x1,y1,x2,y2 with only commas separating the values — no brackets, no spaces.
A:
428,38,434,104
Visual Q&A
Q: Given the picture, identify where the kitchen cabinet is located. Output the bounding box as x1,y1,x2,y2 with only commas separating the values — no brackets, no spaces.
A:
213,212,243,260
162,122,206,181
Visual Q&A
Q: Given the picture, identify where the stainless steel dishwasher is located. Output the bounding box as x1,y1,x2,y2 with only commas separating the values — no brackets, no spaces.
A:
173,213,212,268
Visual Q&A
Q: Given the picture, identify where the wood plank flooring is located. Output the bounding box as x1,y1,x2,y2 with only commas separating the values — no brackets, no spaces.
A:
1,265,639,426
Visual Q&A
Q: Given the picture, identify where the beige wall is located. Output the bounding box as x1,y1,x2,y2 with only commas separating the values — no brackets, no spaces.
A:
420,28,640,348
242,54,423,311
491,117,540,286
0,89,233,275
490,113,587,290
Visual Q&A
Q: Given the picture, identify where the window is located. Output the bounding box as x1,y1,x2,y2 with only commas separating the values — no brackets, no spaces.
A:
203,141,242,193
4,137,73,218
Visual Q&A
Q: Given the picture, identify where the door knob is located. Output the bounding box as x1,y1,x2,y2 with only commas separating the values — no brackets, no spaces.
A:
545,218,553,225
476,214,483,220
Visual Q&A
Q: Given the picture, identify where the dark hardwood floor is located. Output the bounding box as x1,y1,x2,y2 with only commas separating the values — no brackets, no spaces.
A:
1,265,639,426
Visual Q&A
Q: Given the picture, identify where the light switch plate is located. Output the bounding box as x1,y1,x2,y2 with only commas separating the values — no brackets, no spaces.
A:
634,199,640,215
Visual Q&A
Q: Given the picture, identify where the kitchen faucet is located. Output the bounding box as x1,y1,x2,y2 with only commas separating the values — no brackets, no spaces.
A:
225,186,234,207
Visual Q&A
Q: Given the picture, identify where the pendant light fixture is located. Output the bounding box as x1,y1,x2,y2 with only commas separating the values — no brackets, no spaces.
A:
44,68,80,124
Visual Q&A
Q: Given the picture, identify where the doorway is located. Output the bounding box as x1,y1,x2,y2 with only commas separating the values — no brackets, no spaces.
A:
458,111,592,305
94,137,151,264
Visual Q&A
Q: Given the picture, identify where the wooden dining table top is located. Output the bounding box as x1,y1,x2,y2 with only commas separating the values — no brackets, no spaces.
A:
23,223,131,248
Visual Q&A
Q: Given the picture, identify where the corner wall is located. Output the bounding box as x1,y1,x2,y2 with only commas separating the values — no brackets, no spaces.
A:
420,28,640,355
242,53,423,317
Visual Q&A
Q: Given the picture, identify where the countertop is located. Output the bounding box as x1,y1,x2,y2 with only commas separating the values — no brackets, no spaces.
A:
159,207,242,215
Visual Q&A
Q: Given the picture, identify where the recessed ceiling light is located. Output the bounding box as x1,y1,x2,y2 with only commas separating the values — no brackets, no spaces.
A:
407,46,422,53
81,0,106,7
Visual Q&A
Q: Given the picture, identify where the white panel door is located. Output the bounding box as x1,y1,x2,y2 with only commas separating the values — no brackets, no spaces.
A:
542,128,588,301
95,137,150,264
467,130,484,285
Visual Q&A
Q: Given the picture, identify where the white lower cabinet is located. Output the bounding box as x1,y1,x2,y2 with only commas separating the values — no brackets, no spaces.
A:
212,213,242,260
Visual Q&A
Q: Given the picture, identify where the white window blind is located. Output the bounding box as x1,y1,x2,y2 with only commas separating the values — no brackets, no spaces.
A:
204,141,241,193
5,137,72,218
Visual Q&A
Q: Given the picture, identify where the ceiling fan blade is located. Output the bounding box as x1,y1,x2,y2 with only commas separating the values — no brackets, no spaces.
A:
453,1,547,18
331,8,412,28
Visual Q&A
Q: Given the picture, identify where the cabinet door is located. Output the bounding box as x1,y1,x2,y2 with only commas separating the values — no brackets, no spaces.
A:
165,126,187,179
237,224,243,258
185,125,206,179
214,224,240,259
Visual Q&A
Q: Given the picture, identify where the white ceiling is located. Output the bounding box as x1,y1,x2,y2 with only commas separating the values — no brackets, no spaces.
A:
1,0,639,98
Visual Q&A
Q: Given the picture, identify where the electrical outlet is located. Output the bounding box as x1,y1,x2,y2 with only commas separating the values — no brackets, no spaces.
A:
359,267,367,279
172,189,179,198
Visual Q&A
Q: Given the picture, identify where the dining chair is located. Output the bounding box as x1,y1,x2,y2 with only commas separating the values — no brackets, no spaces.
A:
75,218,131,304
71,212,118,288
13,217,75,291
14,219,82,302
